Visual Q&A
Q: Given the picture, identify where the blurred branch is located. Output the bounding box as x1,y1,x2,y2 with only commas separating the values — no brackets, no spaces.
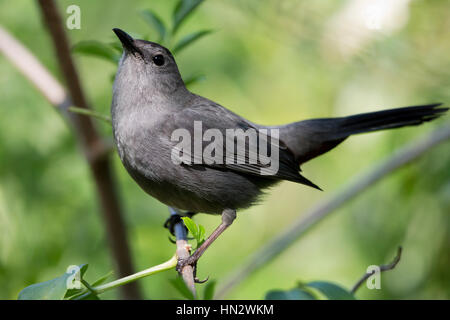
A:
351,246,402,294
170,208,197,298
216,125,450,298
0,26,67,108
37,0,141,300
0,1,140,299
0,25,196,299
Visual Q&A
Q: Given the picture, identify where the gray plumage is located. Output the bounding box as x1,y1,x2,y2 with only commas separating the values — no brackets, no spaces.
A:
111,29,448,216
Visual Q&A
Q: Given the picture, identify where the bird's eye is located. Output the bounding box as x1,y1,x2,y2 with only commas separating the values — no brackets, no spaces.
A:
152,54,165,66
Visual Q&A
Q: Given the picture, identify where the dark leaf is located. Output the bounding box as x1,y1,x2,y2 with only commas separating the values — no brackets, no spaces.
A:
170,277,195,300
66,271,110,300
306,281,356,300
203,280,217,300
265,288,316,300
72,41,120,64
108,41,123,53
141,9,166,41
91,270,114,286
77,292,101,300
173,30,212,54
172,0,205,34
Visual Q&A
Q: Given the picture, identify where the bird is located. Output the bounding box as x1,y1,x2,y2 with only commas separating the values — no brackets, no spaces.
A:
111,28,447,272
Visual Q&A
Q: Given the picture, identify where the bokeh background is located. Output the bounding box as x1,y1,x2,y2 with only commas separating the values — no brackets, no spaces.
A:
0,0,449,299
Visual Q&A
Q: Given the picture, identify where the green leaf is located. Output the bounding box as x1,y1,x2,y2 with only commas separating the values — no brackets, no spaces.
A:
92,270,114,286
198,224,206,243
203,280,216,300
173,30,212,54
19,276,69,300
170,277,195,300
265,288,316,300
141,9,166,41
66,270,110,300
19,264,87,300
72,41,120,64
306,281,355,300
172,0,205,34
109,41,123,53
74,288,101,300
181,217,199,239
184,74,205,87
181,217,207,249
64,264,89,298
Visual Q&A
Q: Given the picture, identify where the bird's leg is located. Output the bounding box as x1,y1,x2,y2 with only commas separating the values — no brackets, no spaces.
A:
164,208,196,236
176,209,236,275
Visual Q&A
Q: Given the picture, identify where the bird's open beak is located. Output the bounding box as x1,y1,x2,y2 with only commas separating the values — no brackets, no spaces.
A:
113,28,143,57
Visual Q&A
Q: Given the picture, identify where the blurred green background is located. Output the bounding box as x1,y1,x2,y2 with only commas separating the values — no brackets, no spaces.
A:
0,0,449,299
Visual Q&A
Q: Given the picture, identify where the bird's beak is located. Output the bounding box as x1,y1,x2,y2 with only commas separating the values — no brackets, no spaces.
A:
113,28,143,57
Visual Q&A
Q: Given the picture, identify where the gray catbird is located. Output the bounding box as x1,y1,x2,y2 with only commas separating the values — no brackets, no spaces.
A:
111,28,447,271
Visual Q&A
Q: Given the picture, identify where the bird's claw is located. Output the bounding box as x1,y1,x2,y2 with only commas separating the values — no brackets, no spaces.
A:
168,235,176,244
176,256,208,284
194,275,209,284
164,214,186,236
164,212,196,241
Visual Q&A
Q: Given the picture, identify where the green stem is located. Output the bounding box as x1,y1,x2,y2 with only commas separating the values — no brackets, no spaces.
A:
97,254,177,294
68,106,112,124
72,254,178,299
81,279,97,294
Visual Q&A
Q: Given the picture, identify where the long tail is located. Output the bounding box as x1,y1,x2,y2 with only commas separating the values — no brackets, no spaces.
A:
336,103,446,135
280,103,448,165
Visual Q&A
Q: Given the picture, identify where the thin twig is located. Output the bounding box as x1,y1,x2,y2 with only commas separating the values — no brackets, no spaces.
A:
216,125,450,298
169,208,197,298
94,254,177,295
69,106,112,124
0,2,140,299
351,246,402,294
73,254,177,300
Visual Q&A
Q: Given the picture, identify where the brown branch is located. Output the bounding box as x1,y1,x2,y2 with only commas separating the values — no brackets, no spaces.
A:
0,25,191,297
216,125,450,298
0,0,143,299
169,208,197,298
351,246,402,294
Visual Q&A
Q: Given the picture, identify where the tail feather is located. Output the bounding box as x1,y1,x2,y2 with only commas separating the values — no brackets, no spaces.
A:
280,103,448,166
339,103,447,137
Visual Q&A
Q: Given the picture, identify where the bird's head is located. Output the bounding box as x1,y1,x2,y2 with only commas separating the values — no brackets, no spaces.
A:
112,28,185,96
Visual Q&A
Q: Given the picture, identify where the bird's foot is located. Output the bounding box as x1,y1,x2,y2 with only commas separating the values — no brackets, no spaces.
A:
176,255,196,274
164,211,196,237
176,256,209,284
164,213,186,236
194,275,209,284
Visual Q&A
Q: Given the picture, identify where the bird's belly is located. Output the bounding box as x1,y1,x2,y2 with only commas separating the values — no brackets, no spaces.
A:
114,125,271,214
122,155,267,214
